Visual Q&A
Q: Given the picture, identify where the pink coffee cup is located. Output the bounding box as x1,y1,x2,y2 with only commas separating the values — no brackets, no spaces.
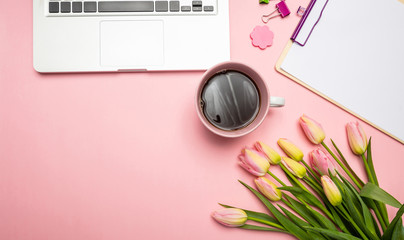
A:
195,61,285,138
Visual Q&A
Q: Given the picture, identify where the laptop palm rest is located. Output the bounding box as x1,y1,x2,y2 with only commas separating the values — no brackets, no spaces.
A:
100,20,164,69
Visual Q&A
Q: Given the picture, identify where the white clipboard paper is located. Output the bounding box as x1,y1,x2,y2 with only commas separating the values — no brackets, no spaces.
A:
277,0,404,144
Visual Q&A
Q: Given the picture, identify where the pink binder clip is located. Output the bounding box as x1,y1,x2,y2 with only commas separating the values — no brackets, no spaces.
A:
262,0,290,23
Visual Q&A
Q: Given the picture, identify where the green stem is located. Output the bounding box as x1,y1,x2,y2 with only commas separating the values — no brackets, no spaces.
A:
361,154,375,184
364,139,389,225
308,203,336,225
304,176,322,193
281,197,295,210
302,160,320,182
267,171,287,187
377,203,389,228
298,180,336,223
247,216,286,230
337,205,370,240
368,200,387,231
365,138,378,186
321,142,363,189
361,155,389,226
280,163,309,192
331,139,364,186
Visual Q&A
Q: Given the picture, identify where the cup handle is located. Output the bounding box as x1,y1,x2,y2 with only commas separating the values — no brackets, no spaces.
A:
270,96,285,107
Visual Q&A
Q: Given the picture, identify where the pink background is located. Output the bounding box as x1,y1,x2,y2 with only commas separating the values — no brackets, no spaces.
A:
1,0,403,239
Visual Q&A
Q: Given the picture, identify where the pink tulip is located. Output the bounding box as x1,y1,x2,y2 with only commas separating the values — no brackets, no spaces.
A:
277,138,304,162
299,115,326,144
346,122,368,155
321,176,342,206
309,148,337,176
254,177,282,201
254,141,281,165
238,148,270,177
211,208,248,227
281,157,307,178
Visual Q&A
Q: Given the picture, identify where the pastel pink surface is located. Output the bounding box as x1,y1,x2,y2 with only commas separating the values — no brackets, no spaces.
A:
1,1,403,240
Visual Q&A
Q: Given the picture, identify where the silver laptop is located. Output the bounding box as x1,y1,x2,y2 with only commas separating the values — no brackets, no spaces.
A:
33,0,230,72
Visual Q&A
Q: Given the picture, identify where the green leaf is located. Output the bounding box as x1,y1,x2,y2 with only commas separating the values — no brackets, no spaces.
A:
279,205,310,228
366,138,379,186
391,218,404,240
339,176,377,237
306,207,337,231
340,178,379,240
366,138,390,225
239,180,313,240
283,195,322,227
303,177,322,195
240,224,288,233
305,226,364,240
280,205,330,240
278,186,324,210
360,182,402,208
371,212,382,238
382,204,404,240
326,202,351,234
331,139,364,186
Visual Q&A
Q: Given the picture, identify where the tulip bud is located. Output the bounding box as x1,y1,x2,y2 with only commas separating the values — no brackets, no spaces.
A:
281,157,307,178
254,141,281,165
238,148,270,177
346,122,368,155
254,177,282,201
299,115,326,144
309,148,337,176
321,176,342,206
277,138,304,162
211,208,248,227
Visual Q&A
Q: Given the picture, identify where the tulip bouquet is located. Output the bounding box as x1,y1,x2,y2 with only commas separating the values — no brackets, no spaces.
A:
212,115,404,240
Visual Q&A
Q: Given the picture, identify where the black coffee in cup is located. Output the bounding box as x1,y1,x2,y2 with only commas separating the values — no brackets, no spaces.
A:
200,70,260,131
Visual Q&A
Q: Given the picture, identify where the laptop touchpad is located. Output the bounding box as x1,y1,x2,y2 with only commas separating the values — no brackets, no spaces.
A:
100,20,164,68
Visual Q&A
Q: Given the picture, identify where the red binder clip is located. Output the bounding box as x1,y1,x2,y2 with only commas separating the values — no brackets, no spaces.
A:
262,0,290,23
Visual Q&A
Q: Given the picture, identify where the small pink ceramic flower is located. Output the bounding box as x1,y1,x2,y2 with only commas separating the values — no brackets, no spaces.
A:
250,25,274,50
346,122,368,155
238,148,270,177
309,148,337,176
211,208,248,227
254,141,281,165
299,115,326,144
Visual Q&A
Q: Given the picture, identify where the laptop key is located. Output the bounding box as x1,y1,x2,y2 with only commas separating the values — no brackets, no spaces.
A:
204,5,214,11
98,1,154,12
61,2,71,13
49,2,59,13
192,1,202,6
169,1,179,12
72,2,83,13
192,6,202,12
181,6,191,12
155,1,168,12
84,1,97,12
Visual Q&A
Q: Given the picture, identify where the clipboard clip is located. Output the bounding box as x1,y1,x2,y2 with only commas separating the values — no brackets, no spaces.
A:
291,0,329,46
262,0,291,23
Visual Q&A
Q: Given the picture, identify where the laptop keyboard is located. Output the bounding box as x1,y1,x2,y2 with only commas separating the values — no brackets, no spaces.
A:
47,0,217,16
